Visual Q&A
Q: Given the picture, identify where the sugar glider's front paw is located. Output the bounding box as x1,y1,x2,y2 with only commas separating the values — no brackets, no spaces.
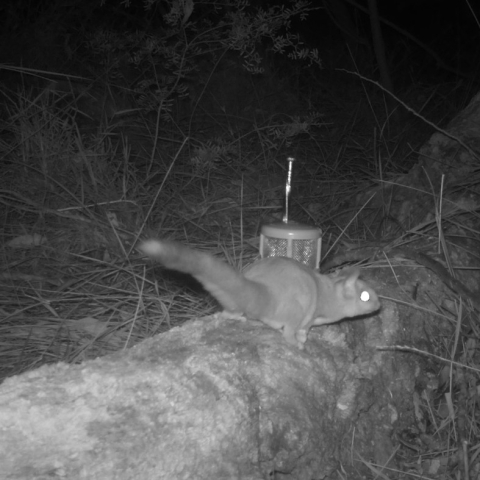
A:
282,325,306,350
296,329,307,345
217,310,247,322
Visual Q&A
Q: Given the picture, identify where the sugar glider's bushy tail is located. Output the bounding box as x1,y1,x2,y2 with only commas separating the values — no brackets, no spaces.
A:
138,239,262,314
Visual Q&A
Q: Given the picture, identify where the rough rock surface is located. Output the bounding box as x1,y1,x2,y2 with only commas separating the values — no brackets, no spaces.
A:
0,274,429,480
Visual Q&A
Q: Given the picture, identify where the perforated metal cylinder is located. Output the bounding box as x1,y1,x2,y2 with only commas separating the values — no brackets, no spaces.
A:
260,222,322,269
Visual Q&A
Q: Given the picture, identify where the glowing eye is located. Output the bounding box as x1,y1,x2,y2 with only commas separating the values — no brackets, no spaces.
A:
360,291,370,302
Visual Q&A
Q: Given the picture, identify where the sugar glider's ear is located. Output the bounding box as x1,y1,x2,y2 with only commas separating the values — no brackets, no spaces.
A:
340,268,361,295
345,267,360,281
335,267,360,282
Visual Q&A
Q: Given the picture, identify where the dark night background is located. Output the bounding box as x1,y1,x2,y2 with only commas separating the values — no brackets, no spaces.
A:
1,2,480,478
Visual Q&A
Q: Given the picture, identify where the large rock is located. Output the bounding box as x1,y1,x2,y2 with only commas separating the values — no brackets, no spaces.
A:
0,292,425,480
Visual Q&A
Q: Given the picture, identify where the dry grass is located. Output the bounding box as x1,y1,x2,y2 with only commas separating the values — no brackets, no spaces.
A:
0,67,479,479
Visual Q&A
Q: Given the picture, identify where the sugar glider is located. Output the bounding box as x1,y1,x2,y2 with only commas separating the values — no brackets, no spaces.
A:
139,239,380,349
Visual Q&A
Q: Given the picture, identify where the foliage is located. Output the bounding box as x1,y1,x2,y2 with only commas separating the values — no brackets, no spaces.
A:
87,0,321,117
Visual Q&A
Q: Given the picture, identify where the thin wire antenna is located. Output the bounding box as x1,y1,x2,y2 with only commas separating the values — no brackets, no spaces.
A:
283,157,295,223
